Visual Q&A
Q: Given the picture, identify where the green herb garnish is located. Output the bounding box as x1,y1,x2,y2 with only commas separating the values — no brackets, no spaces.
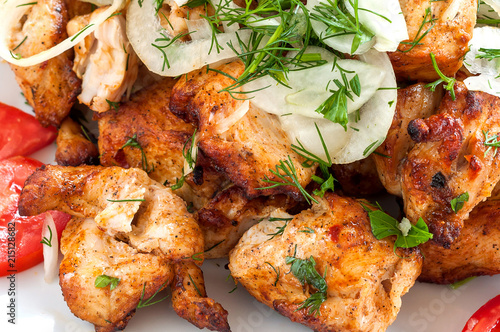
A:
95,275,120,290
450,192,469,213
285,254,327,316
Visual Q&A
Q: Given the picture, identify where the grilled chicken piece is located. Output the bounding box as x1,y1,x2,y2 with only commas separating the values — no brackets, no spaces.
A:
229,193,422,332
197,186,295,258
388,0,476,81
96,77,229,209
171,261,230,332
402,82,500,247
419,199,500,284
56,117,99,166
19,165,150,235
9,0,80,127
67,7,139,113
65,0,93,19
330,155,384,196
60,218,173,332
374,83,442,196
18,165,204,260
170,61,316,199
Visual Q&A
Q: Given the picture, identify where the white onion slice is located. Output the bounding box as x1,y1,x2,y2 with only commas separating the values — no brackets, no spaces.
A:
243,58,385,119
126,0,251,76
306,0,407,54
464,27,500,76
212,99,250,134
185,19,213,41
41,213,59,283
483,0,500,14
279,49,397,164
0,0,125,67
464,75,500,98
441,0,464,21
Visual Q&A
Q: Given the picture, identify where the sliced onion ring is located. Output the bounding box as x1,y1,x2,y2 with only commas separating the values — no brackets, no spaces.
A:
126,0,250,76
0,0,125,67
42,213,59,283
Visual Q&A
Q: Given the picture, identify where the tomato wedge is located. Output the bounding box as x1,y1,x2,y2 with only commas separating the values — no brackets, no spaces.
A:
463,295,500,332
0,156,71,276
0,102,57,161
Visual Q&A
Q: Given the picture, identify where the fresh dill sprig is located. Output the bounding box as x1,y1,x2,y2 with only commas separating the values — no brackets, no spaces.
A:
137,281,169,308
425,52,456,100
171,130,198,190
398,6,435,53
483,130,500,157
267,220,289,240
205,0,325,92
310,0,374,54
259,156,318,204
265,262,280,286
285,254,328,316
40,225,53,247
476,48,500,61
121,134,154,173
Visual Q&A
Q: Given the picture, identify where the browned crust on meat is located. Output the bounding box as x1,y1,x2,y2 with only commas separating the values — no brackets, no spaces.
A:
10,0,81,127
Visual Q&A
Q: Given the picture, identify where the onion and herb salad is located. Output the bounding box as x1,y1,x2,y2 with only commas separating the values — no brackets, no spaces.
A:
0,0,411,164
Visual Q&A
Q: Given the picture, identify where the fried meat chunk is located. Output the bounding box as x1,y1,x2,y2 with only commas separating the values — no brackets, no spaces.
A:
401,83,500,247
56,117,99,166
18,165,203,259
330,155,384,196
96,77,228,209
229,193,422,332
388,0,476,81
67,7,139,112
9,0,81,127
171,261,230,332
170,61,316,200
374,83,442,196
419,199,500,284
59,218,173,332
197,186,295,258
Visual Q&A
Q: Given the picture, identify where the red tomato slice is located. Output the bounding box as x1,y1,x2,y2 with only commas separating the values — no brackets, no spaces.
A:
463,295,500,332
0,156,71,276
0,102,57,161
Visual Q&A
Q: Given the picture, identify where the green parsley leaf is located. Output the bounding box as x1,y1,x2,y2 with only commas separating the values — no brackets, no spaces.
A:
366,208,433,252
312,174,335,197
95,275,120,290
450,192,469,213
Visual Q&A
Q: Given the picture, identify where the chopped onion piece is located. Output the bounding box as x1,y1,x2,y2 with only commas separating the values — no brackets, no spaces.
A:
465,27,500,76
126,0,250,76
0,0,126,67
483,0,500,15
441,0,464,21
173,0,189,6
278,49,397,164
186,19,213,41
464,75,500,98
42,213,59,283
212,100,250,134
184,133,199,176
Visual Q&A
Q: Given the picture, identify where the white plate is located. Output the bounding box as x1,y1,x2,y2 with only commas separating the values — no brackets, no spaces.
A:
0,61,498,332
